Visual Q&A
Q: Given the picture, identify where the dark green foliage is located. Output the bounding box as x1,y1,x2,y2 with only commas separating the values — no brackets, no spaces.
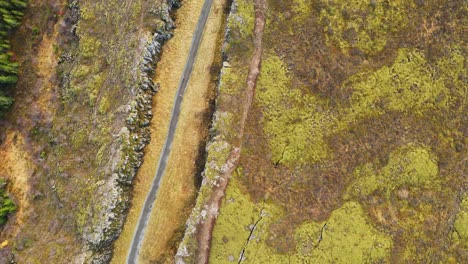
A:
0,0,27,114
0,178,15,225
0,90,13,113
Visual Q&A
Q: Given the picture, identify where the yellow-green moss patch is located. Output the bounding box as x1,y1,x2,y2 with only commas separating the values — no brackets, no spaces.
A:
229,0,255,40
218,65,246,96
242,202,392,263
98,95,110,114
454,196,468,244
319,0,413,55
347,49,450,119
256,54,335,166
291,0,312,23
209,170,283,264
294,201,392,263
71,129,89,149
346,144,439,198
211,184,392,263
78,35,101,59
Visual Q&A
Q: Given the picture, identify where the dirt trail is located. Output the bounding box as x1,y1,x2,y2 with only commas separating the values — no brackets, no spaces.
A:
195,0,266,263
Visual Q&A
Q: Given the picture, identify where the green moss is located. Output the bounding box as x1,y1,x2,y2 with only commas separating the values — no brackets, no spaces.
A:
79,5,96,21
218,65,245,96
98,95,110,115
294,202,392,263
229,0,255,40
241,202,392,263
79,35,101,59
346,144,439,198
319,0,413,55
87,72,106,106
454,196,468,243
95,145,107,166
291,0,312,23
335,143,445,262
75,201,90,234
255,48,464,168
256,54,335,166
435,46,467,103
71,129,89,149
384,146,439,186
205,1,467,262
211,181,392,263
346,49,450,120
73,64,91,78
210,165,392,263
209,170,283,264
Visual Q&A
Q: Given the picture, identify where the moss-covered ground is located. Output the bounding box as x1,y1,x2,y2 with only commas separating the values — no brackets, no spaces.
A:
207,0,467,262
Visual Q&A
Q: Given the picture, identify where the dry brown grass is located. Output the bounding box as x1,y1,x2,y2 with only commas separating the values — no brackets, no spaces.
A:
111,0,228,262
34,30,59,120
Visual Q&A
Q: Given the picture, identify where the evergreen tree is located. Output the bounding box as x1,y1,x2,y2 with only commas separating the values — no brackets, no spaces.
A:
0,179,15,225
0,0,27,114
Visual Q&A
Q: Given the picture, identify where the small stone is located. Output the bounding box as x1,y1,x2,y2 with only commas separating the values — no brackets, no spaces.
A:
397,188,409,199
140,120,150,127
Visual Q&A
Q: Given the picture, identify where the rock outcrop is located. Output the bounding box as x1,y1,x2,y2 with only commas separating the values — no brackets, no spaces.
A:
175,1,237,262
78,0,182,262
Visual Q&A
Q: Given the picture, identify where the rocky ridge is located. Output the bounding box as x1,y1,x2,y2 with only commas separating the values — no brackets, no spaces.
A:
175,0,236,262
72,0,182,262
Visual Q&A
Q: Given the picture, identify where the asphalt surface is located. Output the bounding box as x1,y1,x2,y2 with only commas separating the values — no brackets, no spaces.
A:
126,0,214,262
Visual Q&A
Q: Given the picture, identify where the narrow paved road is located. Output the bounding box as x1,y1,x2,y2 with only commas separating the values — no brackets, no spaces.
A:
126,0,214,262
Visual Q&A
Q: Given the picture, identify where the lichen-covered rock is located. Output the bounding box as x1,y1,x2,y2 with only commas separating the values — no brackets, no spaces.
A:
81,0,181,262
175,2,239,262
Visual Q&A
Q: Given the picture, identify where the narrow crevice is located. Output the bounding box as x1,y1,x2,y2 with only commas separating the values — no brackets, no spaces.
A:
274,145,286,167
313,223,327,250
452,226,461,239
274,125,298,167
238,208,265,263
364,236,378,264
